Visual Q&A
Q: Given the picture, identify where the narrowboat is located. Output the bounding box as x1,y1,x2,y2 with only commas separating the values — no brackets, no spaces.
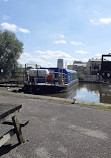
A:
24,67,78,94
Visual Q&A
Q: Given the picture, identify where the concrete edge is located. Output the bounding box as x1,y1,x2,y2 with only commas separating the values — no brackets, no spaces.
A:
0,88,111,109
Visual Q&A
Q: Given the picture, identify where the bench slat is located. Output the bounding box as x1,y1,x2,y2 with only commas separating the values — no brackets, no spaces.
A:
0,129,15,147
3,120,29,127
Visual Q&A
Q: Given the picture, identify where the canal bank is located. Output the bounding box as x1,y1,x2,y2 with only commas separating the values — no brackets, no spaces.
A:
0,86,111,158
44,82,111,104
0,87,111,112
1,80,111,104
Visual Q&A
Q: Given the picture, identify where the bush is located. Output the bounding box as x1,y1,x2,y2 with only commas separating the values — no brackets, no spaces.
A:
78,72,85,80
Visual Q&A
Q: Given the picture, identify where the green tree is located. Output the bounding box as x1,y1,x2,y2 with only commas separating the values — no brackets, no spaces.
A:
0,30,23,77
78,71,85,80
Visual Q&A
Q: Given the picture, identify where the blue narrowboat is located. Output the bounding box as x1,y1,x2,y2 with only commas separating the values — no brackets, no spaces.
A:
24,67,78,94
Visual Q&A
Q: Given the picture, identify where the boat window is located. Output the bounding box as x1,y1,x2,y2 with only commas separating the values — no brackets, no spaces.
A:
49,70,54,77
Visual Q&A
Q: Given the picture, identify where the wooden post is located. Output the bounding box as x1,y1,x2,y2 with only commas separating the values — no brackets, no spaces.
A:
12,115,24,144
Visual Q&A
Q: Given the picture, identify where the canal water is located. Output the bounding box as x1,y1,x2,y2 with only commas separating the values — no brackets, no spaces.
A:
47,83,111,104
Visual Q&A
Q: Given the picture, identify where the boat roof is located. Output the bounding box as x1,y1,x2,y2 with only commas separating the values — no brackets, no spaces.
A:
40,67,77,73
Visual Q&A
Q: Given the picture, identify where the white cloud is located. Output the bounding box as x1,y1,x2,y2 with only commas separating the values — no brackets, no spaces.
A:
18,52,52,67
70,41,83,46
19,50,78,67
35,50,71,59
1,22,30,33
18,28,30,33
95,53,102,57
53,33,65,39
53,40,67,44
75,50,88,54
35,50,77,64
89,19,99,25
59,34,65,39
82,58,89,62
3,15,10,21
99,18,111,24
1,23,17,32
90,18,111,25
34,50,46,54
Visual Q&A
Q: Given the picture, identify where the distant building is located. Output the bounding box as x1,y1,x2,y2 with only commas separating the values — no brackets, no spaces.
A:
67,61,87,74
86,58,101,75
100,54,111,79
57,59,63,69
73,61,87,74
67,58,102,75
67,64,74,70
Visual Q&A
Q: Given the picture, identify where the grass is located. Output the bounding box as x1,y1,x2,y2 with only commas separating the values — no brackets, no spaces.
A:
80,102,111,112
93,104,111,112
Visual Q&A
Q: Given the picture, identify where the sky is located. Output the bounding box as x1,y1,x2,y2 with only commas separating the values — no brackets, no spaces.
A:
0,0,111,67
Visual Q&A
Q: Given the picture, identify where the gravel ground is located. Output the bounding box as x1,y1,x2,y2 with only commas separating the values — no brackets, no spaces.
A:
0,87,111,158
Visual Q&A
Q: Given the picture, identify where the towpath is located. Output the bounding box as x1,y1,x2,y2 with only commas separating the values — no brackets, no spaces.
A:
0,87,111,158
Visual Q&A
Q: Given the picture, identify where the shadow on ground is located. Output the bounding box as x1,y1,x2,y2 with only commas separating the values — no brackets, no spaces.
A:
0,143,20,156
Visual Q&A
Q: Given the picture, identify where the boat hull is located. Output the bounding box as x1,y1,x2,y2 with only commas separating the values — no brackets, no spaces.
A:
24,79,78,94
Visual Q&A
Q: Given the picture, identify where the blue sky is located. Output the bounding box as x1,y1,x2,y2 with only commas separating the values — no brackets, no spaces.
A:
1,0,111,67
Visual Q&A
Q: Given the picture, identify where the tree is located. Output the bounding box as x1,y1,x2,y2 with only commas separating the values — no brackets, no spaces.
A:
78,71,85,81
0,30,23,77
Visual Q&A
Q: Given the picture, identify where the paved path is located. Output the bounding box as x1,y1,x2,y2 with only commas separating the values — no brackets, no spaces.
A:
0,88,111,158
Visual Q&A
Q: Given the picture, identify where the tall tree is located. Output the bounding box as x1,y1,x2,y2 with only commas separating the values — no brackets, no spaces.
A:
0,30,23,77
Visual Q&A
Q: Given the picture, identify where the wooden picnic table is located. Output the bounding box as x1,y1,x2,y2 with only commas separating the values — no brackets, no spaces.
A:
0,103,28,148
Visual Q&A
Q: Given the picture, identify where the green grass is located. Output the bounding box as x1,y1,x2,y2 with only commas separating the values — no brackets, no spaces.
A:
80,102,111,112
94,104,111,111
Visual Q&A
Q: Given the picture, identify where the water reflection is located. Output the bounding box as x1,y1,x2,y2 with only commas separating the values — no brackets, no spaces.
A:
45,83,78,99
77,83,111,104
46,83,111,104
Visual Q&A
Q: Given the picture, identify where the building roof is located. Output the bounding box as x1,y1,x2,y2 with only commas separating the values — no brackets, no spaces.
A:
90,58,101,62
74,63,87,67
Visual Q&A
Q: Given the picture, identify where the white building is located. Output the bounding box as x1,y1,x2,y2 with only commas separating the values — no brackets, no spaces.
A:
67,61,87,74
86,58,101,75
57,59,63,69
